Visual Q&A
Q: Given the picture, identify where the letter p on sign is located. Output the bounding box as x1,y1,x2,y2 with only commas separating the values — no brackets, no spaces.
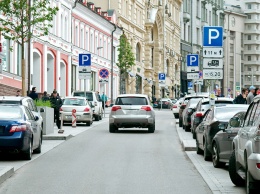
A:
203,26,223,47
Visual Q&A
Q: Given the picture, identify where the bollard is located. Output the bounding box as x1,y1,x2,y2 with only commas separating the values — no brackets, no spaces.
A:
72,109,77,128
58,111,64,133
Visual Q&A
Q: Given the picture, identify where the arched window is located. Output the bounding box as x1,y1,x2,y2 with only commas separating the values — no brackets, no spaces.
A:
136,43,141,62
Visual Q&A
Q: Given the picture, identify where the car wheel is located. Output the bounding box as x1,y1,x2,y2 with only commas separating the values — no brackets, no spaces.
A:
179,119,183,127
212,143,225,168
23,138,33,160
95,114,100,121
228,150,245,186
174,113,179,119
203,140,211,161
34,131,42,154
196,139,203,155
246,160,257,194
109,124,118,133
86,121,91,126
148,123,155,133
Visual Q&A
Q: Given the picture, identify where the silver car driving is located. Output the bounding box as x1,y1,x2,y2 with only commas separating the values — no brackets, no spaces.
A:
109,94,155,133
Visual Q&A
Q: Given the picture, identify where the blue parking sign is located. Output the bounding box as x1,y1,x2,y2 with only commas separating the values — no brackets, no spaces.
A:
203,26,223,47
79,54,91,66
187,54,199,67
158,73,165,81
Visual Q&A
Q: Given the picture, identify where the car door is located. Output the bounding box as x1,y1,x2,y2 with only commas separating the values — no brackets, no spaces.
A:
183,100,191,126
197,109,211,149
203,109,214,147
237,102,257,164
24,106,39,148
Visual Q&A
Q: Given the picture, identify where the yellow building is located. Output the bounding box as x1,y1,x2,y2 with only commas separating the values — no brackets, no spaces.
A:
90,0,182,99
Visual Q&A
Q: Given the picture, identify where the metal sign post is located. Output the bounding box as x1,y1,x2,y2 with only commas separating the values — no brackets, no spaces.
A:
78,53,91,100
99,68,109,118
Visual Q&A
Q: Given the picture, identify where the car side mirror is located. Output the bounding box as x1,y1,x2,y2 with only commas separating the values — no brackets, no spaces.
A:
229,117,240,127
35,116,39,121
218,123,227,131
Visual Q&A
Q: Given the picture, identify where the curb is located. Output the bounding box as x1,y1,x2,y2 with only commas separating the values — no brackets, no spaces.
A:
43,134,73,140
0,166,14,185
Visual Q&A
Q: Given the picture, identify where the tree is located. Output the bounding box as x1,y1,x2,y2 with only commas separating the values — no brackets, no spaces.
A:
0,0,58,96
117,35,135,93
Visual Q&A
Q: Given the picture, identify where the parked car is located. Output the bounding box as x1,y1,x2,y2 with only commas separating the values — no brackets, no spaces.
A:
195,104,248,161
60,97,93,126
190,97,234,139
182,98,202,132
157,98,173,109
72,91,103,121
0,96,44,131
0,104,42,160
109,94,155,133
212,111,246,168
179,93,209,127
229,96,260,193
172,98,184,118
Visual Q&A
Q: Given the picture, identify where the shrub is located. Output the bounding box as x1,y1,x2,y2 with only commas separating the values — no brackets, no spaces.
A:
34,100,52,107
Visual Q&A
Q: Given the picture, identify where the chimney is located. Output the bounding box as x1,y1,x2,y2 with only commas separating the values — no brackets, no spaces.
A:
87,2,95,11
101,11,108,18
95,7,101,15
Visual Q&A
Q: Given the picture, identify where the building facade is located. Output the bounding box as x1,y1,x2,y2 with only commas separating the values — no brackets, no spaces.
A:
0,0,122,102
180,0,224,95
92,0,182,100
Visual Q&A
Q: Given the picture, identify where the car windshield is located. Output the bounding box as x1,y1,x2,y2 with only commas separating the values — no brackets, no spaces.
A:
0,106,22,119
63,98,85,106
73,92,93,101
115,97,148,105
215,107,248,121
189,98,202,106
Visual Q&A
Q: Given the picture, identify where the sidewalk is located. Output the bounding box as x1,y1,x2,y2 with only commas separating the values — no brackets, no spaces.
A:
0,107,112,185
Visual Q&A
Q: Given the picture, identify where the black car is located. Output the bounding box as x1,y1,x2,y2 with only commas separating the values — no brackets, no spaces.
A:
211,111,247,168
195,104,249,161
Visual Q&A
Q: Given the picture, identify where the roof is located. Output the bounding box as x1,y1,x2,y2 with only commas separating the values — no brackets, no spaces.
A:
117,94,148,98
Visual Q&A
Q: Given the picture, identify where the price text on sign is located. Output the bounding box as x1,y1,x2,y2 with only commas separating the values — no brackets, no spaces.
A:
187,73,199,80
203,69,223,79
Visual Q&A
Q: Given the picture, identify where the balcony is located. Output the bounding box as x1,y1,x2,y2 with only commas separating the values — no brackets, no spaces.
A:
244,9,260,14
244,0,260,3
244,50,260,55
245,19,260,24
243,60,260,65
244,40,260,45
183,12,191,22
244,29,260,34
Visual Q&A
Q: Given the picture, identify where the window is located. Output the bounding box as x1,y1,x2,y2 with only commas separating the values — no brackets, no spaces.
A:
136,43,141,62
80,29,84,48
75,26,78,46
248,35,251,40
85,31,89,50
248,56,251,61
209,11,211,25
196,28,200,44
248,45,251,50
230,43,234,52
248,14,251,19
1,38,11,72
64,17,68,41
248,4,252,9
16,43,22,76
196,0,200,17
248,66,252,71
104,40,107,59
91,33,94,52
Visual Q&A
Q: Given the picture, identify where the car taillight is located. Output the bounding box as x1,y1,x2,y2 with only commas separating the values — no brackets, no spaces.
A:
84,107,90,112
172,105,177,108
111,106,121,111
9,125,27,132
257,163,260,169
195,112,203,117
141,106,152,111
60,107,63,111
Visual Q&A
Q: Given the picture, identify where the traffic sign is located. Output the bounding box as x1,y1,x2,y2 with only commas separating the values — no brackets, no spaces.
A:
99,78,109,83
194,80,203,85
203,48,223,58
79,54,91,66
187,54,199,72
158,73,166,82
199,70,203,79
187,72,199,80
79,72,91,79
203,58,223,68
203,69,223,79
99,68,109,79
203,26,223,47
188,82,193,89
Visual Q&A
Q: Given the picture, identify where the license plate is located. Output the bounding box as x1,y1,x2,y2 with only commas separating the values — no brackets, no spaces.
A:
66,116,72,119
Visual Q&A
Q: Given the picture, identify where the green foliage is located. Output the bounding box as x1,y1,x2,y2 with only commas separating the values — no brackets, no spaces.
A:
34,100,51,107
117,35,135,73
0,0,58,45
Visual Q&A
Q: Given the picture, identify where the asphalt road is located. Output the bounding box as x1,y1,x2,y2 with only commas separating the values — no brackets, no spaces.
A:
0,110,211,194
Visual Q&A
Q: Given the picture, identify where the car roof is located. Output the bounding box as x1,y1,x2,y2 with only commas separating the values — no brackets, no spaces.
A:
65,97,86,100
214,104,249,109
117,94,148,98
202,97,234,102
0,96,31,101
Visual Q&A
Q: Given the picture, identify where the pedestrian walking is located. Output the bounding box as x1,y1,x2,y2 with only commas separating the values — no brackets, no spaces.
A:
233,88,248,104
100,92,108,109
16,90,21,97
247,85,256,104
28,87,38,100
50,90,63,129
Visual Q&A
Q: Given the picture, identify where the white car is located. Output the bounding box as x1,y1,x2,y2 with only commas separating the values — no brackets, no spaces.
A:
172,98,184,118
109,94,155,133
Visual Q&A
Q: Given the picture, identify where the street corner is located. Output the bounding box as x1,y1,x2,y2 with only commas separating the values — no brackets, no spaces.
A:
0,166,14,185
